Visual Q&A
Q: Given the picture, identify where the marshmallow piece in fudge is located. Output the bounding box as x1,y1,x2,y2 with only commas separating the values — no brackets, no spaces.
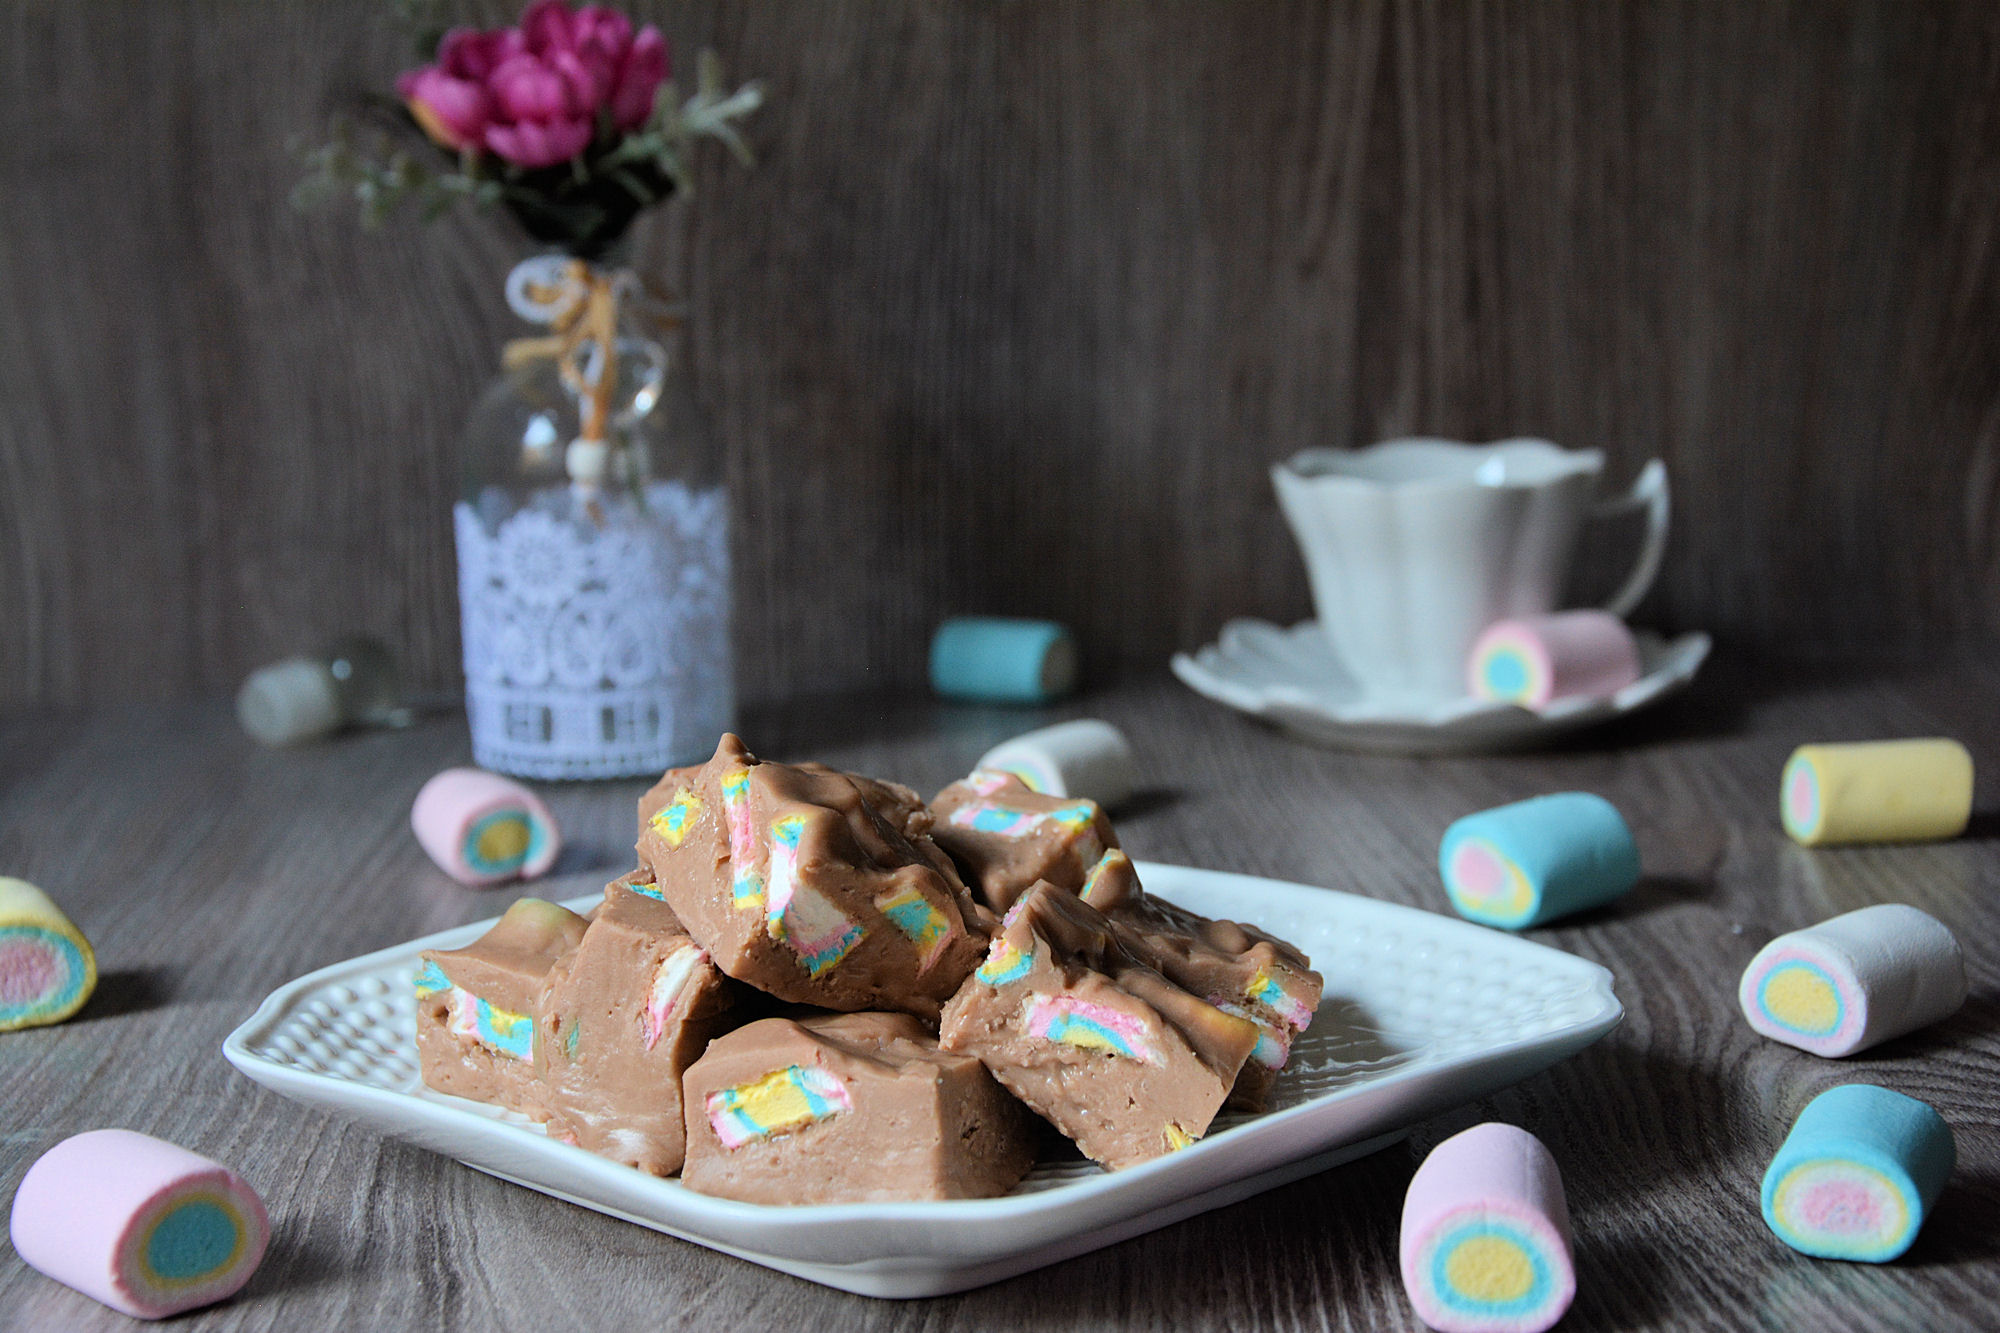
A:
536,882,735,1175
930,769,1120,913
940,882,1260,1169
637,735,987,1019
604,865,669,910
1080,849,1323,1110
415,897,588,1116
681,1012,1037,1204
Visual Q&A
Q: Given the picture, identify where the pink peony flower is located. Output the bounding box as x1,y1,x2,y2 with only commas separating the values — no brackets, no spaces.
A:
485,117,595,170
398,64,489,152
440,25,526,82
609,26,668,132
398,2,670,169
397,31,487,152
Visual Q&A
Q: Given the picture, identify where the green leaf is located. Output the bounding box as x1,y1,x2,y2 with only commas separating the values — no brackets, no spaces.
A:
610,168,656,206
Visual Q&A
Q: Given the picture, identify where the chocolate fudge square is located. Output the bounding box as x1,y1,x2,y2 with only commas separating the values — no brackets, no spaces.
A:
415,897,588,1117
1080,848,1324,1110
930,769,1120,914
636,734,987,1019
536,885,735,1175
939,883,1260,1169
680,1012,1036,1204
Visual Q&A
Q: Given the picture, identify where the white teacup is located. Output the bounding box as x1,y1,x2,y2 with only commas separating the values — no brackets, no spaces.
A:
1272,438,1670,704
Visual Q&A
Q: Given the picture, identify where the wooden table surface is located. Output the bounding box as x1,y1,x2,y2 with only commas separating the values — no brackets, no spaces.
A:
3,661,1997,1331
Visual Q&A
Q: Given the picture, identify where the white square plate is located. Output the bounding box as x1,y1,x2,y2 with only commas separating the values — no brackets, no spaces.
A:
222,863,1621,1298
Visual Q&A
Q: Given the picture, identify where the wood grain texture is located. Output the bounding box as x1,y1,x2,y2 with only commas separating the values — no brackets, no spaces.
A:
2,669,1998,1330
6,1,2000,714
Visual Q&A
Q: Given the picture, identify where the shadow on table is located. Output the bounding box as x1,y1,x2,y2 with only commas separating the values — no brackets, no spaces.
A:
1563,1229,1680,1331
1854,989,2000,1062
1559,1039,1763,1192
1545,1041,1766,1329
1111,787,1181,821
72,967,172,1024
1532,646,1794,753
1552,685,1751,752
548,840,628,879
245,1218,353,1299
920,1138,1417,1330
1746,1172,2000,1328
1904,1167,2000,1268
1556,873,1712,928
1544,652,1958,756
738,691,970,761
1957,808,2000,842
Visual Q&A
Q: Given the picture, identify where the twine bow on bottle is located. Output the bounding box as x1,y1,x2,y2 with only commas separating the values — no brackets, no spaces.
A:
501,256,674,488
503,256,620,446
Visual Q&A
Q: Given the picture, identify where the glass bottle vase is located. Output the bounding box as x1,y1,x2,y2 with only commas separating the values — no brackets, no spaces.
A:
453,256,732,780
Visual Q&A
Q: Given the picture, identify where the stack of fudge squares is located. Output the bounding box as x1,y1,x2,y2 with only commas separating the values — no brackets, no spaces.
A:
414,734,1324,1204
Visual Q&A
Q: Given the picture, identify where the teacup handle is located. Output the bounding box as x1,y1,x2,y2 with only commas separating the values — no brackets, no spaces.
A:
1587,460,1670,619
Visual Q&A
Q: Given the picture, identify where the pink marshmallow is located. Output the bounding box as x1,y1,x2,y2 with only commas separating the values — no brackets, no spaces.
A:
411,767,562,887
1469,611,1642,709
1400,1122,1574,1333
10,1129,270,1320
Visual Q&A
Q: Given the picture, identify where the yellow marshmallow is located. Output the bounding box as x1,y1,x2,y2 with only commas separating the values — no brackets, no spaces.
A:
0,877,98,1030
1781,739,1973,847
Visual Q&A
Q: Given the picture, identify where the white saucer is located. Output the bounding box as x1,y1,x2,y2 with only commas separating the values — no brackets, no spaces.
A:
1171,619,1712,755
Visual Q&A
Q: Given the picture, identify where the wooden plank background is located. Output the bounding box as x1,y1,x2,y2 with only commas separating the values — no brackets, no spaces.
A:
6,0,2000,712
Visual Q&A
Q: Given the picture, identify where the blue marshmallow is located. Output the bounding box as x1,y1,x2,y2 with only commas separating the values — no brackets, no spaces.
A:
1438,792,1639,929
1761,1084,1954,1262
929,617,1078,704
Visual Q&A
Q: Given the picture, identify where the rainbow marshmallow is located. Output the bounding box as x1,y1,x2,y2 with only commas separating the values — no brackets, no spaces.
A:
1439,793,1640,930
1026,995,1156,1063
706,1064,853,1150
1048,803,1098,833
10,1129,270,1320
975,935,1034,986
1400,1123,1575,1333
1246,967,1316,1033
648,787,704,848
873,886,955,970
1468,612,1642,710
639,943,708,1051
0,877,96,1031
416,958,535,1062
949,800,1047,838
1781,739,1973,847
762,815,864,977
1762,1084,1954,1262
720,768,766,911
450,992,533,1060
410,768,561,887
1215,1001,1291,1070
1211,965,1318,1074
1738,904,1965,1058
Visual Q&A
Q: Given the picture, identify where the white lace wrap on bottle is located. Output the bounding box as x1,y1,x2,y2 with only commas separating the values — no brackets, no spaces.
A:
455,482,732,779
